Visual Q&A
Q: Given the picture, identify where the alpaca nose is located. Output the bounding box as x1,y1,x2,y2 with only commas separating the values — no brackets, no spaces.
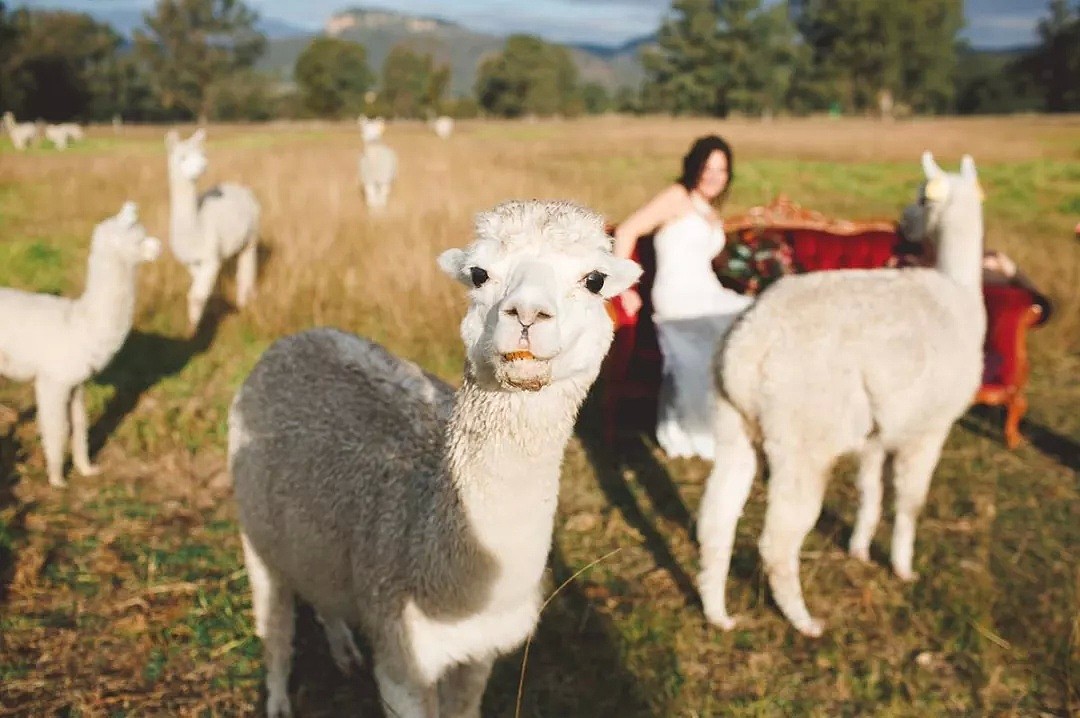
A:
502,297,556,330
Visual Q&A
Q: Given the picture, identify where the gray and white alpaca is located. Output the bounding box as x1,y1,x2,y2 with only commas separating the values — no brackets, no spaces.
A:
358,117,397,210
165,128,260,330
0,202,160,486
3,112,38,150
229,200,641,717
698,152,987,636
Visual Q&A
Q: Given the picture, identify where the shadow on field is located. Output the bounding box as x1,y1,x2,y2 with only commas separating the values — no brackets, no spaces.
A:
277,546,655,717
960,405,1080,472
0,408,33,606
88,300,229,457
575,394,701,609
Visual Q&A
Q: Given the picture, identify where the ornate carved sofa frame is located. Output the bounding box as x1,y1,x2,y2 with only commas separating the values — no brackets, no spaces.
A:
603,196,1048,450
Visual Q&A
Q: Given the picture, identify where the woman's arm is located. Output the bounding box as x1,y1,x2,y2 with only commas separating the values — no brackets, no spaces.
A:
613,185,685,259
611,185,686,317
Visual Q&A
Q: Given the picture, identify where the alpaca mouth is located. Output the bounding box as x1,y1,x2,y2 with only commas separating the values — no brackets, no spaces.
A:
497,352,551,391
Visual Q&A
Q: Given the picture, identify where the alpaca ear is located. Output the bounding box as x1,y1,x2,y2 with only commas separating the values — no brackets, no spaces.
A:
960,154,977,180
921,151,944,180
192,128,207,144
437,248,469,285
117,201,138,227
597,256,643,299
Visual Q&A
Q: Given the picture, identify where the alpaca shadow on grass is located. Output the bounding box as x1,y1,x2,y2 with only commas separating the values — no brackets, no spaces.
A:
574,389,701,609
959,404,1080,473
0,408,34,606
274,545,656,717
87,298,229,458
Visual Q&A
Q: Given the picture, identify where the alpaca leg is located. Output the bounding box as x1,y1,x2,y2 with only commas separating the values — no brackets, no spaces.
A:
362,182,378,208
35,379,71,487
890,429,949,582
235,240,258,308
187,260,220,330
697,398,756,630
849,438,886,562
758,449,830,636
317,613,363,675
373,653,437,718
241,533,295,718
438,658,494,718
69,384,100,477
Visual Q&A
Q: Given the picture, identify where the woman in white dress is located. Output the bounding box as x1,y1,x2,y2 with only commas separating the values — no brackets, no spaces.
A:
613,136,752,460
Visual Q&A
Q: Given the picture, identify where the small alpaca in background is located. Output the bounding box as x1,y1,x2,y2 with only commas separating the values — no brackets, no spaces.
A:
3,112,38,150
358,117,397,210
0,202,160,486
165,128,261,331
44,122,84,150
432,115,454,139
697,152,987,636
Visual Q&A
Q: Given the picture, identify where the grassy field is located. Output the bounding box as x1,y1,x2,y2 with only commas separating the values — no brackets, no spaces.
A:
0,115,1078,717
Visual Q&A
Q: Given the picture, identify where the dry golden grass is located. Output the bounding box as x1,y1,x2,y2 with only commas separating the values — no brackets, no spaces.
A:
0,115,1077,717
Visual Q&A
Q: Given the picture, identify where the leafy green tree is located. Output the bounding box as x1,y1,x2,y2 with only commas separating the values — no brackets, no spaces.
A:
641,0,721,114
380,46,450,118
1018,0,1080,112
474,35,580,117
791,0,962,113
294,37,373,117
642,0,802,116
1,9,127,121
581,82,612,114
135,0,265,120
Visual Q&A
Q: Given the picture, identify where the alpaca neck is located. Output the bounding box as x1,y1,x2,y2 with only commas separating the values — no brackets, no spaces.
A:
443,373,592,603
934,194,983,293
168,171,203,258
73,253,138,367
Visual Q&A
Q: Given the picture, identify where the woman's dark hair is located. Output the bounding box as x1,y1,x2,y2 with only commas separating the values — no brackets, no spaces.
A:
678,135,734,205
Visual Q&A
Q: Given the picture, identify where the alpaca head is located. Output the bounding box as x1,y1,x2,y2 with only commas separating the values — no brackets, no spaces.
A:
92,201,161,265
359,116,386,143
165,128,209,181
900,151,984,245
439,200,641,392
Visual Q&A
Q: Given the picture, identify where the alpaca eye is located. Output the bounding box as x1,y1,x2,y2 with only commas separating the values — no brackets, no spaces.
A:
469,266,489,288
584,271,606,294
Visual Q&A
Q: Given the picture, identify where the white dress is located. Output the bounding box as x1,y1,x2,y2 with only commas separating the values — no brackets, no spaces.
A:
651,197,753,460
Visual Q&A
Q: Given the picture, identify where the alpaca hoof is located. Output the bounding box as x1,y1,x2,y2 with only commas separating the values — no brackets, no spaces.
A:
703,607,738,631
894,567,920,583
77,463,101,477
267,694,292,718
849,545,871,563
795,617,825,638
48,475,68,488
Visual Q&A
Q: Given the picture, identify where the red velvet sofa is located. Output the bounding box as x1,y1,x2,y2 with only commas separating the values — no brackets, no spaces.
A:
603,196,1048,450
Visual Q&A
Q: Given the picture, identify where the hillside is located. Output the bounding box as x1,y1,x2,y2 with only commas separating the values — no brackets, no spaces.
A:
256,8,647,94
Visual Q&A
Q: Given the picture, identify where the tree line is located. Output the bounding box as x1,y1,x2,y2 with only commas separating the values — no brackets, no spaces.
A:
0,0,1077,124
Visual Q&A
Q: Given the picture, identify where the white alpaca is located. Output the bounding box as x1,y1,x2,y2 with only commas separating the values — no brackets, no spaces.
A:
44,123,82,150
0,202,161,487
165,128,261,330
358,117,397,210
697,152,986,636
229,200,641,718
3,112,38,150
432,115,454,139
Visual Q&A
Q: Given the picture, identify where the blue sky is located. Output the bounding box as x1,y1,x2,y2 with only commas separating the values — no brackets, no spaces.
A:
18,0,1047,48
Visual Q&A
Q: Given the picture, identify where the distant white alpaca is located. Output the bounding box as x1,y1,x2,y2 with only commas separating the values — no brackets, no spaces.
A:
697,152,987,636
358,118,397,210
3,112,38,150
45,123,83,150
165,128,261,330
0,202,161,487
432,115,454,139
229,200,641,718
